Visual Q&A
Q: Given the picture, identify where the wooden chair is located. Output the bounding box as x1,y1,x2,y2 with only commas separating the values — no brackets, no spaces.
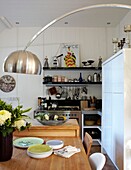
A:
89,152,106,170
83,132,93,157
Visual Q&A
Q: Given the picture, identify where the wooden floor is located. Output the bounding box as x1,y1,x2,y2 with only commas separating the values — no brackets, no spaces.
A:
90,145,117,170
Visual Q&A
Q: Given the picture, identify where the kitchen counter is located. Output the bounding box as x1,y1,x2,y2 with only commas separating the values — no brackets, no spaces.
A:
13,119,80,137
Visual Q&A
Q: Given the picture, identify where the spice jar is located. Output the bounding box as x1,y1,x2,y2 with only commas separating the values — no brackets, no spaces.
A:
53,75,58,82
61,76,65,82
57,76,62,82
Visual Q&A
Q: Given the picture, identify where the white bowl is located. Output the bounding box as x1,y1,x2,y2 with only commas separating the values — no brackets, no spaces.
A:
27,144,53,159
46,140,64,150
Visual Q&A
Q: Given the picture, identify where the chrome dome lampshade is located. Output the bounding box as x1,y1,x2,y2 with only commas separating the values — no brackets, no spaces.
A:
4,50,42,75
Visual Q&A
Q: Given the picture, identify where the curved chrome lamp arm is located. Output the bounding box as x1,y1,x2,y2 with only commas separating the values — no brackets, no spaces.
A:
4,3,131,75
24,3,131,50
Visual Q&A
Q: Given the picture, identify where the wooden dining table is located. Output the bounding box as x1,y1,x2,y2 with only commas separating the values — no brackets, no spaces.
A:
0,136,91,170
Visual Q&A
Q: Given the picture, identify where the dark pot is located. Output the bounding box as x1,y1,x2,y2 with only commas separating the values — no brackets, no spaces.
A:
0,132,13,162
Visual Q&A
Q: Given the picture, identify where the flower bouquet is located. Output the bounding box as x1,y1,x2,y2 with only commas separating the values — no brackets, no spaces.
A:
0,99,31,137
0,99,32,161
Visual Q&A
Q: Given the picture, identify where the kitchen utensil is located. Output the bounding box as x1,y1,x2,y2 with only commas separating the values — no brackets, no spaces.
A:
93,73,97,82
82,86,88,94
87,75,92,82
56,86,62,99
80,100,88,109
44,76,52,83
61,87,67,98
89,96,96,108
48,86,57,95
82,61,87,67
53,54,63,67
56,93,61,99
87,60,94,66
97,73,100,82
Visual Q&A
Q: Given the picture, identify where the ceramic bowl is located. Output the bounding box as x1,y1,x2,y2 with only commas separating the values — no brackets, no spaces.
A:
27,144,53,159
46,140,64,149
35,112,69,126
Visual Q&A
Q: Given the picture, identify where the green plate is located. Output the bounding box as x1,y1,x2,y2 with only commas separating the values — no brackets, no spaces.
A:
13,137,44,148
28,144,52,154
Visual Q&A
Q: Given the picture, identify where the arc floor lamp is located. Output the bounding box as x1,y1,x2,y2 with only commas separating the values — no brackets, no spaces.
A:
3,3,131,75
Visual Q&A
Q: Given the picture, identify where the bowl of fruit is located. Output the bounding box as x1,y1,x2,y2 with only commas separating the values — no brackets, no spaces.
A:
34,112,69,126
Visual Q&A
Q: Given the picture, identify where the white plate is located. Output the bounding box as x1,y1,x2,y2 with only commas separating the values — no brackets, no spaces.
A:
13,137,44,148
27,150,52,158
46,140,64,149
27,144,53,159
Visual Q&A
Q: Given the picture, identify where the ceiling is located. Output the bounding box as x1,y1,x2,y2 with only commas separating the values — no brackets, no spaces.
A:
0,0,131,31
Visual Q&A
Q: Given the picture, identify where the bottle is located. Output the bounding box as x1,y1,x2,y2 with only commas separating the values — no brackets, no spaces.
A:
40,98,44,110
79,73,83,82
38,97,41,107
43,97,47,109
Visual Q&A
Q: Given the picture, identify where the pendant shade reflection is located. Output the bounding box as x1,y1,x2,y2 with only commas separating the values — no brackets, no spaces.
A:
4,50,42,75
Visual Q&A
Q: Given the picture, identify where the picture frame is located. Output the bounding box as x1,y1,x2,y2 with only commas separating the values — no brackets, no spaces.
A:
61,44,79,67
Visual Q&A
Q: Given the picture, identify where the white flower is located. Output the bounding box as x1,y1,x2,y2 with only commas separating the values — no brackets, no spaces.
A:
0,110,11,125
14,119,26,130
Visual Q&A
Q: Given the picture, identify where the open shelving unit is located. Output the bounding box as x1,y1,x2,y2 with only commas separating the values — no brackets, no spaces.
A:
82,110,102,145
42,67,102,142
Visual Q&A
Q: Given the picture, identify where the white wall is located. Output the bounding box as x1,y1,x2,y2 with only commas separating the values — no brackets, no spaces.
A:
0,21,128,122
43,27,115,64
0,27,44,120
114,11,131,49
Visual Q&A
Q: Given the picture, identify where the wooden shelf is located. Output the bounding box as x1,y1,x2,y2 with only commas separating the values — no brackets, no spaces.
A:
43,82,102,85
43,67,102,70
83,125,101,131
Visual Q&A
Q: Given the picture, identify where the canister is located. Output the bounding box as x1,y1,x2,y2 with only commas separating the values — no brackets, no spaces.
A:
93,73,97,82
87,75,92,82
53,75,58,82
58,76,62,82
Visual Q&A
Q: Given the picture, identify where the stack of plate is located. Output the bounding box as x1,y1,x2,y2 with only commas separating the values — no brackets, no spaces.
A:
27,144,53,159
46,140,64,149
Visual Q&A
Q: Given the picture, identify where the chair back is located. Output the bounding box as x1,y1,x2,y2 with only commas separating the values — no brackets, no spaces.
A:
83,132,93,156
89,152,106,170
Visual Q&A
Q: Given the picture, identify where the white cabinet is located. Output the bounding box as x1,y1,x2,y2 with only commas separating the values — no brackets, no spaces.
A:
102,49,131,170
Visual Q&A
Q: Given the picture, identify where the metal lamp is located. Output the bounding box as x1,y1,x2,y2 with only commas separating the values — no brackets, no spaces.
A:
4,4,131,75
